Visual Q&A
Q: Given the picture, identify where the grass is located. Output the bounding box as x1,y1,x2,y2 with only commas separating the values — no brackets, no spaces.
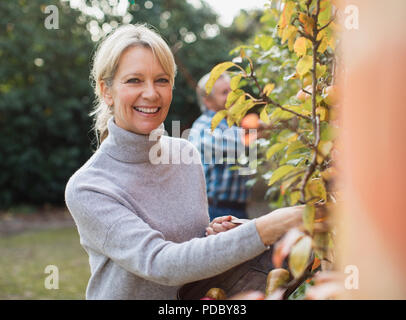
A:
0,227,90,300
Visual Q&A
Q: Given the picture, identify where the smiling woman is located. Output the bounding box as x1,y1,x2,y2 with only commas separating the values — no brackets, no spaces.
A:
100,46,173,135
90,23,177,144
65,23,313,300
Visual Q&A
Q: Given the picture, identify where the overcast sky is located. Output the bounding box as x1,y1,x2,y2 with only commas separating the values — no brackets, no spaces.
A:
189,0,270,26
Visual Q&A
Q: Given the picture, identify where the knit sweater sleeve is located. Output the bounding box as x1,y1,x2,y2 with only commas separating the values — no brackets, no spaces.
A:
65,175,268,287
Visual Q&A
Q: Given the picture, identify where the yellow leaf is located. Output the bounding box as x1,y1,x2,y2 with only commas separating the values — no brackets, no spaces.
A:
299,13,315,36
266,142,287,160
263,83,275,96
206,62,235,95
288,236,312,278
294,37,307,57
316,63,327,78
316,106,329,121
225,89,244,109
305,178,327,203
282,25,297,44
265,269,290,297
228,95,246,117
211,110,228,132
286,140,306,155
313,232,330,260
287,29,297,51
227,116,235,128
268,165,296,186
328,35,337,50
318,0,332,27
318,141,333,157
230,75,242,91
317,36,329,53
240,48,246,59
278,1,296,31
260,106,270,124
303,205,315,235
296,55,313,77
290,191,301,205
272,228,305,268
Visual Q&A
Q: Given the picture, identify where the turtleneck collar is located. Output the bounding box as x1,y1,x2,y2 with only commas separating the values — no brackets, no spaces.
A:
100,117,166,164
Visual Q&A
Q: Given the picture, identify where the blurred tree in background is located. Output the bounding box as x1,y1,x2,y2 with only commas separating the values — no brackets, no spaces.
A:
0,0,259,209
0,0,94,209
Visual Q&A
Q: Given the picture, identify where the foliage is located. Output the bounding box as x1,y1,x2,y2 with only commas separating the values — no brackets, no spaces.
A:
0,0,95,208
207,0,339,299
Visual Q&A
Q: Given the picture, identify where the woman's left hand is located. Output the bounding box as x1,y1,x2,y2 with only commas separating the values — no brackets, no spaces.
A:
205,215,239,236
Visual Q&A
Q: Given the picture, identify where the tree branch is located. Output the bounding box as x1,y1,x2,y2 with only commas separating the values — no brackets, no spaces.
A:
318,9,338,32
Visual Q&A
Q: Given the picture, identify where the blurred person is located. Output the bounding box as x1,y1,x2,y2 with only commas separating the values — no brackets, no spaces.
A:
188,73,268,220
65,23,314,300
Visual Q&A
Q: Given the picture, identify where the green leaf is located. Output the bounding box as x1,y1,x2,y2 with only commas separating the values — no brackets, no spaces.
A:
268,165,296,186
280,152,309,166
320,122,338,141
316,63,327,78
286,140,306,155
303,205,315,235
296,55,313,77
211,110,228,132
206,62,235,94
256,34,274,51
318,0,332,27
289,236,312,278
266,142,287,160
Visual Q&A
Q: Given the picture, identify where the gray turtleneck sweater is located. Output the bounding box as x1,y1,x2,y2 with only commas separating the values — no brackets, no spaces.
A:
65,117,267,300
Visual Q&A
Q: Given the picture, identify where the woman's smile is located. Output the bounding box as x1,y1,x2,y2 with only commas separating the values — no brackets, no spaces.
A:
133,106,161,116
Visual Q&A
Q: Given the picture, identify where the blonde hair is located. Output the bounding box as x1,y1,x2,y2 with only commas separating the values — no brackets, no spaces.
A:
90,23,177,147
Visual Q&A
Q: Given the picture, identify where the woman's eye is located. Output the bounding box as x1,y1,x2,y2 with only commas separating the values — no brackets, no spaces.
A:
127,78,141,83
157,78,169,83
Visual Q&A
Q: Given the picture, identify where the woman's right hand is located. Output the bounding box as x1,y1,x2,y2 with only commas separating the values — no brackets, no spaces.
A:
255,205,325,247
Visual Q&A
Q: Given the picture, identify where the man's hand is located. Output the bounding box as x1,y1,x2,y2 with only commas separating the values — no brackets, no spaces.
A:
205,215,239,236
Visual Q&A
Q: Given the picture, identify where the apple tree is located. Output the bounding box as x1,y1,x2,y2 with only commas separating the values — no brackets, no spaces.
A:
207,0,340,299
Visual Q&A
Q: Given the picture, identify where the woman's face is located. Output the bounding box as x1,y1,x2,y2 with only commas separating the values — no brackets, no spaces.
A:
103,46,172,135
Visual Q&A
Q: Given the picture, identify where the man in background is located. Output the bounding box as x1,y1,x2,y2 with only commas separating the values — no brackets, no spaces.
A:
188,73,252,221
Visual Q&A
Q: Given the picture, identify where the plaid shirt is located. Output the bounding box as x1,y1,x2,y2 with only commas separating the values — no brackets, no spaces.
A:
188,109,252,204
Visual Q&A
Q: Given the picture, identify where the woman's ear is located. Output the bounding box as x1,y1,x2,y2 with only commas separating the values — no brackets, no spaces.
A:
100,80,114,107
